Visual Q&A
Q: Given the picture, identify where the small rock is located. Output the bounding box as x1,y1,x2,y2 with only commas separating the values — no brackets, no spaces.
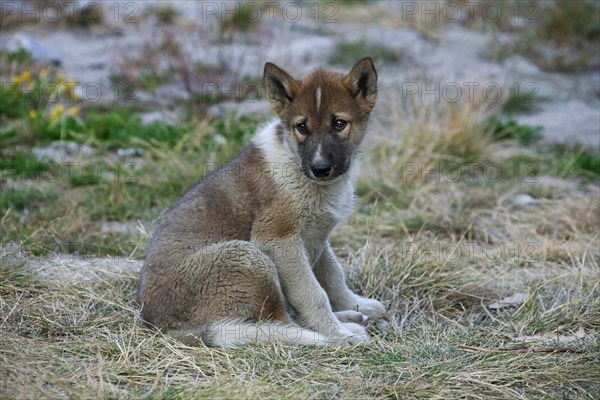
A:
213,134,226,145
488,293,529,310
32,141,94,163
208,100,271,117
503,55,541,76
510,194,536,207
116,148,144,157
515,100,600,148
138,110,178,125
101,220,142,235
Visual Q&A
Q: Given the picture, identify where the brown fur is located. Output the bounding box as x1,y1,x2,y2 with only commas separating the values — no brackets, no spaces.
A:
138,146,290,328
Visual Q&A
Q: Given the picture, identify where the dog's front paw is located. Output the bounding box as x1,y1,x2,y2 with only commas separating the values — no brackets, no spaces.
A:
323,322,369,346
353,297,387,321
342,321,368,336
339,322,369,346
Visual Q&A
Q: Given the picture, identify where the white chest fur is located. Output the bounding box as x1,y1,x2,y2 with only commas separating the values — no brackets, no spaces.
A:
253,119,358,262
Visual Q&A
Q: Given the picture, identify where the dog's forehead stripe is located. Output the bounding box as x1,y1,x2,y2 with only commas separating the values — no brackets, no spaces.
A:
316,86,321,112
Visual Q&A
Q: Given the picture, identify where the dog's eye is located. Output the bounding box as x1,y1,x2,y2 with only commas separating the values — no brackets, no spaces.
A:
296,122,308,135
333,119,347,131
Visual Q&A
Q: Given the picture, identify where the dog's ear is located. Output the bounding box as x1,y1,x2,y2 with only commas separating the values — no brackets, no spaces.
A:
264,62,300,117
342,57,378,113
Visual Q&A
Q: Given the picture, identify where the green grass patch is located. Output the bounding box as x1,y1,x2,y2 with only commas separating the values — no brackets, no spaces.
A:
82,110,189,149
2,106,190,149
503,87,546,114
0,112,261,258
547,143,600,178
329,40,403,67
486,116,541,144
503,142,599,180
0,152,54,181
0,185,57,211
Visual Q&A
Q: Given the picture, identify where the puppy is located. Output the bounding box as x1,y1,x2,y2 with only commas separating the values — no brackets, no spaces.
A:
137,58,386,347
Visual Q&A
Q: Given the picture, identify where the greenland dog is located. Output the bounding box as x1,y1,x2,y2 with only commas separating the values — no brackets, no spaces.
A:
137,57,386,347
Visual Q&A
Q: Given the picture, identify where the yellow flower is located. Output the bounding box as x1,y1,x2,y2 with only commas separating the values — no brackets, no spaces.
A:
68,106,80,117
50,104,66,122
39,68,49,79
13,71,34,85
28,110,38,119
21,71,32,83
59,80,80,101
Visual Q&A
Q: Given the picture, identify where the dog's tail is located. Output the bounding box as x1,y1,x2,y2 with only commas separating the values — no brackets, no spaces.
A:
169,319,329,348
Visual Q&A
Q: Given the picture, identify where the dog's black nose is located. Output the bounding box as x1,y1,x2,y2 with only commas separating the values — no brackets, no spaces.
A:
310,161,333,179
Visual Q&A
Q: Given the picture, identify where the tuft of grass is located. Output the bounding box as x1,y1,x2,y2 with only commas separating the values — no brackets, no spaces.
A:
546,144,600,178
0,152,54,181
485,116,541,144
329,40,403,68
538,0,600,47
358,96,499,205
503,87,546,114
111,28,261,113
486,1,600,72
0,185,57,211
152,4,178,24
218,3,257,33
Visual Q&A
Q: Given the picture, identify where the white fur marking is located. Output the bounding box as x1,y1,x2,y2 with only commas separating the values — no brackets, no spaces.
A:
316,86,321,112
253,118,296,167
